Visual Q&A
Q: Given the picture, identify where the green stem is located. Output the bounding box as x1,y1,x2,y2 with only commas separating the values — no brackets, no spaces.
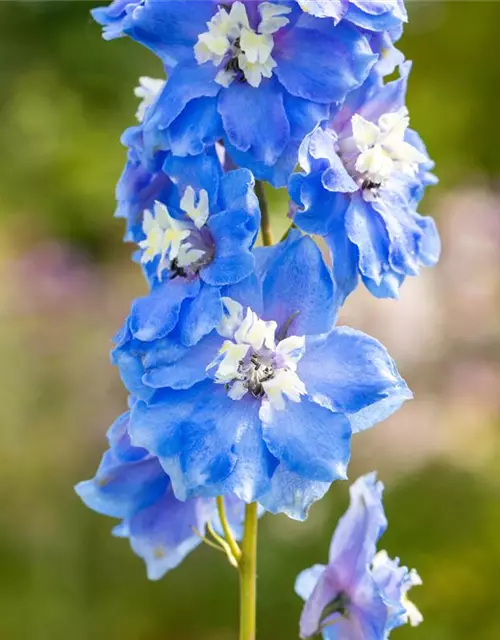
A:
239,502,258,640
237,179,269,640
255,181,274,247
216,496,241,563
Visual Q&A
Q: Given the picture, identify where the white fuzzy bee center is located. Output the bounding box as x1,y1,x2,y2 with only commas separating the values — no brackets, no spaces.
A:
339,107,427,199
139,187,211,279
194,1,291,88
208,298,306,410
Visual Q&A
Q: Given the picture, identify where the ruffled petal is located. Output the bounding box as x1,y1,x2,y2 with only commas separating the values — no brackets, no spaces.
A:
143,62,220,153
346,1,407,33
298,327,412,433
297,0,348,21
415,214,441,267
124,1,214,67
259,464,331,520
226,95,330,188
202,170,260,287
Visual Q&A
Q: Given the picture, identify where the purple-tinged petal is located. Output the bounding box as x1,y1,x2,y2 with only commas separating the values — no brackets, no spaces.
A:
126,488,213,580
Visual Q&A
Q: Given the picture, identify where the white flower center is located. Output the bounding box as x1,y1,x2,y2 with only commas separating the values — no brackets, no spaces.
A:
207,298,306,410
338,108,428,199
134,76,165,122
194,1,290,88
139,187,211,279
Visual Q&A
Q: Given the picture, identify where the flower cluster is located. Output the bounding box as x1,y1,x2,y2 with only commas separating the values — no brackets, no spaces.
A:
79,0,438,633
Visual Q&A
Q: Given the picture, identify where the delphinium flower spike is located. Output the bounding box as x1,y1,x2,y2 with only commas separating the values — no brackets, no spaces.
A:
78,2,438,638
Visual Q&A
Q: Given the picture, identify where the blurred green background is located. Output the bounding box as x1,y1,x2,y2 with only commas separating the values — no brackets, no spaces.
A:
1,2,500,639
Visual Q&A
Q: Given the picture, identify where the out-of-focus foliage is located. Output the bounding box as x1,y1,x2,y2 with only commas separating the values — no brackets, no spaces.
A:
0,2,499,640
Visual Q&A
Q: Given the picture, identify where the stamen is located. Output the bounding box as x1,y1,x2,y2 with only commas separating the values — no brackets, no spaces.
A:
208,300,306,409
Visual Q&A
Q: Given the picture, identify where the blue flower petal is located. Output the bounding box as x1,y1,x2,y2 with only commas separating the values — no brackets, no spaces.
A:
75,450,168,520
124,1,214,67
262,232,337,336
130,383,266,501
260,397,351,483
203,210,257,286
129,278,201,342
274,21,376,104
415,214,441,267
298,0,347,21
259,464,331,521
219,78,290,166
346,1,407,33
165,96,222,156
142,331,221,390
143,62,220,152
162,150,222,209
326,217,360,306
371,193,423,277
295,564,327,602
221,273,264,317
345,194,390,286
125,488,213,580
298,327,412,433
178,283,222,347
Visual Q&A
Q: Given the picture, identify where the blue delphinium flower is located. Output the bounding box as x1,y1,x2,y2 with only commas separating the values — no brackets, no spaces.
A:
112,134,260,370
105,0,378,186
75,402,248,580
121,232,411,519
295,473,422,639
289,62,440,302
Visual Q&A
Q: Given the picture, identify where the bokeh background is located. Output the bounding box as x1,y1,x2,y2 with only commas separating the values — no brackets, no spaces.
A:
1,2,500,639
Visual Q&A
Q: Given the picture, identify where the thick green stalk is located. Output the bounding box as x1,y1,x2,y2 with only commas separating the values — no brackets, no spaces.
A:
255,181,274,247
239,502,259,640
